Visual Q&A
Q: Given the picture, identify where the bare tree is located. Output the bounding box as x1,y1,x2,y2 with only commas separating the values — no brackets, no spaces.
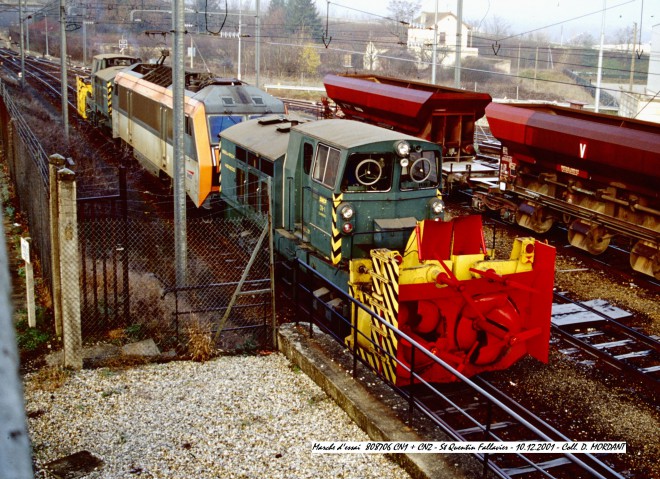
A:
568,32,596,48
481,15,512,39
610,25,634,50
387,0,421,22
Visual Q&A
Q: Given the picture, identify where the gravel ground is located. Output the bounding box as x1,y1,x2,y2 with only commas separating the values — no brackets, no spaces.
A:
24,354,411,479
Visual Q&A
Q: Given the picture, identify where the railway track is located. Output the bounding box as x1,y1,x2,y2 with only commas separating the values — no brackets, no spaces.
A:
552,294,660,399
0,48,91,117
412,377,623,479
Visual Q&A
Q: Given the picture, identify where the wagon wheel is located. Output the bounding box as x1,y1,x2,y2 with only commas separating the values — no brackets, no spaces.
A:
630,241,660,280
410,157,432,183
567,222,610,255
515,206,554,234
584,225,610,255
355,159,382,186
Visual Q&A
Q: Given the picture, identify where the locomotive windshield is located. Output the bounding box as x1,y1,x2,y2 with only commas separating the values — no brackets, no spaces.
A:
208,115,243,144
399,150,439,191
341,154,394,192
339,150,439,192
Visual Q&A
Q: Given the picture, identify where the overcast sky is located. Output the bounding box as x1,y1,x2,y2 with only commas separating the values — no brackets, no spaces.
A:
314,0,660,44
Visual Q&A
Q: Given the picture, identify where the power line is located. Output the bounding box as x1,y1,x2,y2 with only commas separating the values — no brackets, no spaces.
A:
495,0,637,42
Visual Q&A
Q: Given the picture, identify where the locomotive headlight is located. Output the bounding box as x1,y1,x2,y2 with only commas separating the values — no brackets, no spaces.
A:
338,203,355,235
394,140,411,158
430,198,445,216
499,181,507,191
340,204,354,220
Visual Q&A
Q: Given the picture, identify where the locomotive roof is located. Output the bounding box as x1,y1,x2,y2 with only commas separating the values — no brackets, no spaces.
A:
220,115,308,161
92,54,140,62
192,83,284,114
95,65,133,82
293,118,431,149
221,116,438,161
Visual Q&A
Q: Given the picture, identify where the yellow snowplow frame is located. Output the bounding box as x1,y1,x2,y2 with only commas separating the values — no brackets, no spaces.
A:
76,76,92,119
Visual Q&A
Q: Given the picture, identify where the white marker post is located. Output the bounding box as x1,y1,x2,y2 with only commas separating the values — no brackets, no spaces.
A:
20,237,35,328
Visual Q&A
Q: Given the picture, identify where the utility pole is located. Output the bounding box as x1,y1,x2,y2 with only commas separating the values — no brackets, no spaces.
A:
594,0,606,113
534,45,539,90
26,15,30,53
19,0,25,88
82,5,86,66
45,14,49,56
237,8,242,80
628,22,637,92
431,0,438,84
255,0,260,88
454,0,463,88
59,0,69,139
173,0,187,287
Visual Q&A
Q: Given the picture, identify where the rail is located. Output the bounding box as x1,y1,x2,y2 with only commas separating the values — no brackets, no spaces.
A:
552,292,660,397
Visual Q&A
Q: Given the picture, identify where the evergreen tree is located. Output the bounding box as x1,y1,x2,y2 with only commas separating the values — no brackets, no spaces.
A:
285,0,323,41
267,0,288,14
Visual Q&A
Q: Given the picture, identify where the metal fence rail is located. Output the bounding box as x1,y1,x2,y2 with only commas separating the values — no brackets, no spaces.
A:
0,82,53,291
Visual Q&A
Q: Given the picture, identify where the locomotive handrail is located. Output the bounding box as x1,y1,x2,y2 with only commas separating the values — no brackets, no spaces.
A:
291,258,623,479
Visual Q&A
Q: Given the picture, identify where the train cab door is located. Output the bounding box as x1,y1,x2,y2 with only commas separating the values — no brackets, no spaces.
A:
288,141,314,238
305,143,341,260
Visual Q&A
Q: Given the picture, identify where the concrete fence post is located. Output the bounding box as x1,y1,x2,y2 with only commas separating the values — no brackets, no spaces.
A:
48,154,66,337
57,168,82,370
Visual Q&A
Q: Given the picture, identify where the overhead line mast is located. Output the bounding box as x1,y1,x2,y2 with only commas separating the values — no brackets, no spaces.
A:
173,0,187,287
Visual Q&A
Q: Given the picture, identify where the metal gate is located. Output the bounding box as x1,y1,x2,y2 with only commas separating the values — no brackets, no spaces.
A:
77,165,130,338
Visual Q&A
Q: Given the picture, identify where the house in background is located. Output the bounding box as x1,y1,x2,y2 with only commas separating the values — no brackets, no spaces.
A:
407,11,478,70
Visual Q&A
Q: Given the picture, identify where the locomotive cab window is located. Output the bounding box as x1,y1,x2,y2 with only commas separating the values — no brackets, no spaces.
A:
303,143,313,175
208,115,243,144
341,154,393,192
400,150,439,191
312,144,340,189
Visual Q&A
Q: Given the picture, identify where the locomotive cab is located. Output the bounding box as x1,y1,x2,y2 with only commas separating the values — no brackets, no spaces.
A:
218,116,445,282
76,54,140,127
282,119,445,266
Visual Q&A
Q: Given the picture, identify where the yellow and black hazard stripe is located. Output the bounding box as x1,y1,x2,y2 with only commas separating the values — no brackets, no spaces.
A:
346,284,380,372
330,193,343,265
368,250,401,382
106,81,113,116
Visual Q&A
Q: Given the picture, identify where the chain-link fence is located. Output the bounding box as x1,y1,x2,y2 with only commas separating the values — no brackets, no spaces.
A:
0,82,53,294
78,213,274,356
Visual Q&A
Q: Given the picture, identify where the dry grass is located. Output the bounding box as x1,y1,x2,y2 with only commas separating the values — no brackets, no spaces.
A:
24,367,71,392
185,316,215,362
